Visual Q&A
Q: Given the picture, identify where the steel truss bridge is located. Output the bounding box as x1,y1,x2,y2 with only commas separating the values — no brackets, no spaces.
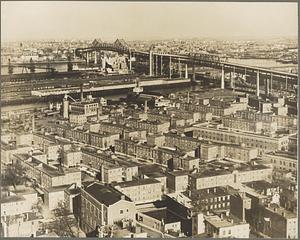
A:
75,39,298,95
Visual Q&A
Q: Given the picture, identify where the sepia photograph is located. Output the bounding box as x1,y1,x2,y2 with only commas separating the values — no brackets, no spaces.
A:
0,1,298,238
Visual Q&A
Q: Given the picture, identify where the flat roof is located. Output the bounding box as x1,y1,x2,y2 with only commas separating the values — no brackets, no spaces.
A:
265,205,297,219
144,209,182,224
114,178,160,188
168,170,190,177
1,195,25,204
264,151,297,160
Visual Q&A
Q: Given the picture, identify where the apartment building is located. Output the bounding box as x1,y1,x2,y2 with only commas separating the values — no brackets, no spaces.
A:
262,151,297,173
62,149,82,168
205,214,250,238
69,113,87,125
13,153,81,188
1,186,42,237
81,150,138,183
124,118,170,134
1,142,32,164
235,110,297,128
89,121,146,140
189,164,272,190
113,178,162,204
167,171,190,193
222,116,263,133
193,124,290,153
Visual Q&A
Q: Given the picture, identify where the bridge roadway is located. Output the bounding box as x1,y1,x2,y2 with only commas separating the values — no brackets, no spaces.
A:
75,39,297,84
135,51,297,81
2,60,85,67
31,78,191,97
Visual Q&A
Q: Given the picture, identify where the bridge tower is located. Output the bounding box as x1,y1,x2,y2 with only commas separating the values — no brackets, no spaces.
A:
29,58,35,73
129,51,132,71
256,71,260,97
94,51,98,64
169,56,172,79
230,66,235,90
67,55,73,72
270,73,273,94
155,55,158,76
178,59,182,78
160,55,163,76
149,50,153,76
86,52,90,65
192,64,196,81
265,77,270,96
185,64,188,79
221,64,225,89
8,58,13,75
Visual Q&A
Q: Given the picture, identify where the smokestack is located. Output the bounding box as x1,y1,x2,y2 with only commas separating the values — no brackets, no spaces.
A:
144,100,148,113
80,84,84,102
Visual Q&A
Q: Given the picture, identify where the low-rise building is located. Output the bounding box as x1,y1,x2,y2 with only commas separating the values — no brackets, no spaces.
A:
63,149,82,167
193,123,290,154
113,178,162,204
189,163,272,190
167,171,189,193
69,113,87,125
222,116,263,133
204,214,250,238
13,153,81,188
16,132,33,146
262,151,297,173
1,186,42,237
80,183,136,234
70,101,99,117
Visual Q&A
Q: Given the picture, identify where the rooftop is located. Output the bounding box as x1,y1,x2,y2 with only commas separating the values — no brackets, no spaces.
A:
265,205,297,219
205,214,247,229
85,182,131,206
264,151,297,160
143,208,182,224
113,178,160,188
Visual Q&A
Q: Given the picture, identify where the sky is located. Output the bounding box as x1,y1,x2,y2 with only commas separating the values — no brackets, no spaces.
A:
1,1,298,42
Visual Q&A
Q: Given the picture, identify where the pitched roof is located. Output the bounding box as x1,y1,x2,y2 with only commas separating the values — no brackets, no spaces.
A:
85,183,131,206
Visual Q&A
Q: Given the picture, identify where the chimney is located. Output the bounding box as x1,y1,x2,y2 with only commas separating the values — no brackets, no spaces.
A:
207,188,210,194
80,83,84,102
214,187,216,193
32,114,35,132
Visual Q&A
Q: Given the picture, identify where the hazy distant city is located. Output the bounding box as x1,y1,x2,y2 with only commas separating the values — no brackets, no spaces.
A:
1,1,298,239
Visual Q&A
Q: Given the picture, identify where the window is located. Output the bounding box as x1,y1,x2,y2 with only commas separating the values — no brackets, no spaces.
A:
120,210,123,214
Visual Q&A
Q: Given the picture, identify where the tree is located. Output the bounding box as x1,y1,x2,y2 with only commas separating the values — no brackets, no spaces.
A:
1,161,26,189
49,201,79,237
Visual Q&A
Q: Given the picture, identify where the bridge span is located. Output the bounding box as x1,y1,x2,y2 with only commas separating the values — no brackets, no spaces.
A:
75,39,298,97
